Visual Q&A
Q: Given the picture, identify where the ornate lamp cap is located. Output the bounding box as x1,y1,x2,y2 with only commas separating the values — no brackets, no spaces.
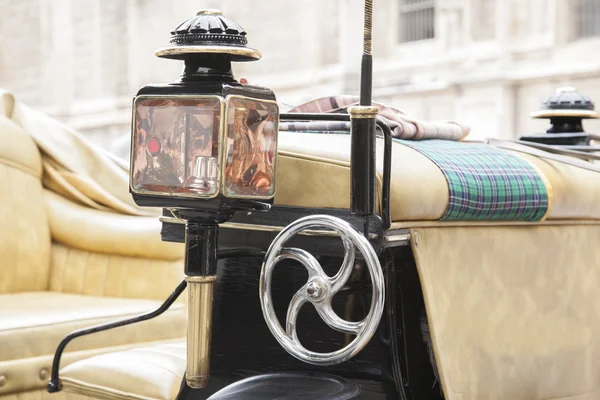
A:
530,87,599,119
155,9,261,61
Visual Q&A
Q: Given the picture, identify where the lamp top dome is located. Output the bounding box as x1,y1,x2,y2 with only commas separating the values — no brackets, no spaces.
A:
155,9,261,62
530,87,599,119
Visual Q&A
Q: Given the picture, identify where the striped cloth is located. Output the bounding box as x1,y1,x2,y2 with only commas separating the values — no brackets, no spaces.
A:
399,140,550,221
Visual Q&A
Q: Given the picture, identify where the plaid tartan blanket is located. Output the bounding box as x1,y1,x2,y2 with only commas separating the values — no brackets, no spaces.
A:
286,95,470,141
400,140,551,221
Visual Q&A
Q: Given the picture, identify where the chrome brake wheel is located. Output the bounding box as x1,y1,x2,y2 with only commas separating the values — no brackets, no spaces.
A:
259,215,385,365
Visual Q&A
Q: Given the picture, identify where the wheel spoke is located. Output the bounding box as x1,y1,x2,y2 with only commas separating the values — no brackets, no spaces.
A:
277,247,325,279
329,233,356,293
315,302,362,335
285,287,308,341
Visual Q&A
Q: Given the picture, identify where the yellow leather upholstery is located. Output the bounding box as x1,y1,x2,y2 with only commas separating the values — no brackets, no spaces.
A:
516,152,600,220
0,293,185,395
2,89,148,217
0,293,184,361
0,388,94,400
275,132,447,221
60,341,185,400
0,102,186,397
49,244,183,301
0,117,50,294
0,117,42,178
411,224,600,400
275,132,600,221
45,192,183,261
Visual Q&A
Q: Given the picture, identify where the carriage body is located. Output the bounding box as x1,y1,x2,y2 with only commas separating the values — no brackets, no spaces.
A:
36,6,600,400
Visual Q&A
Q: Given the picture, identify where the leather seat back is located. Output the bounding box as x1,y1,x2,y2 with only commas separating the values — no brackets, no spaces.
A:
0,117,51,293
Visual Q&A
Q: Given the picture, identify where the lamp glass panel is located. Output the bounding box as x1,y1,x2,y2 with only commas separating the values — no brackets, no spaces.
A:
224,98,278,198
131,97,221,196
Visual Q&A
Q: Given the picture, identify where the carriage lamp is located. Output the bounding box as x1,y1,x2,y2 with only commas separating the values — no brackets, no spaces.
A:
129,9,279,389
521,87,599,146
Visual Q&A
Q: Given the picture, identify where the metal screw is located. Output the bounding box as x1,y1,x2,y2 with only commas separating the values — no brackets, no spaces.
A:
0,375,6,387
306,280,325,301
39,368,48,381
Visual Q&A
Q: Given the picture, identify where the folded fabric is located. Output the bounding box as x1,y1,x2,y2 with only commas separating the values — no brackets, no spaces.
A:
0,89,156,216
287,95,470,141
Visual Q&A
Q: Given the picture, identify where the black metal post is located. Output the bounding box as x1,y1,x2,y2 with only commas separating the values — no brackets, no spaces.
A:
350,0,377,217
350,115,376,215
185,222,218,276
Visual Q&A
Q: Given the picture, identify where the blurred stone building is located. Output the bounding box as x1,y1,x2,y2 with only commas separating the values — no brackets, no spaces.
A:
1,0,600,152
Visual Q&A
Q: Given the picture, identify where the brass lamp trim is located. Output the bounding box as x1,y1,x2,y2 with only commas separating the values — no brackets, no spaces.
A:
196,9,222,16
529,109,600,119
155,46,262,61
129,94,226,200
348,106,379,119
221,95,280,200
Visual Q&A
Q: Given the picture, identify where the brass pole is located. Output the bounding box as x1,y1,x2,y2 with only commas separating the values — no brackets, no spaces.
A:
183,222,218,389
185,276,216,388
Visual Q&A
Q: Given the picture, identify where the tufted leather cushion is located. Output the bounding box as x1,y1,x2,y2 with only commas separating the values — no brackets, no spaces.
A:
49,243,184,301
60,341,185,400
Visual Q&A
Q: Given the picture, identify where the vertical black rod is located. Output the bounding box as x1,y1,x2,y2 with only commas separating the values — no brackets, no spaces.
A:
185,222,218,276
351,117,376,216
351,0,377,217
360,55,373,106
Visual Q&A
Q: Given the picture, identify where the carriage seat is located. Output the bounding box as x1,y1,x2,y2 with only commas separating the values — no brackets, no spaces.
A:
274,131,600,224
0,114,186,400
58,340,361,400
58,341,186,400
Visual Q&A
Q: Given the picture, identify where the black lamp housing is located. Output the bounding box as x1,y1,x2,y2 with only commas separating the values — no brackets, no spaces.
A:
129,10,279,219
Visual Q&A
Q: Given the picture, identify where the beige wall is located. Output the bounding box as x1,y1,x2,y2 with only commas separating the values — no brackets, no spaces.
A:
1,0,599,151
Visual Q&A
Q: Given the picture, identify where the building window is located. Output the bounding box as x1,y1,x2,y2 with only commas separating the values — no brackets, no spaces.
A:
573,0,600,39
399,0,435,43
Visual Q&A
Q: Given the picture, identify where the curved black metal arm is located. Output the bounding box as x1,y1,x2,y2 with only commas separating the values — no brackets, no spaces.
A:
47,279,188,393
46,247,267,393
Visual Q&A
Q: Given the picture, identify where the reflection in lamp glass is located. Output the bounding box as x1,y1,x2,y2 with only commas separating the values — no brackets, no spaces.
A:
224,97,278,198
131,97,221,197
